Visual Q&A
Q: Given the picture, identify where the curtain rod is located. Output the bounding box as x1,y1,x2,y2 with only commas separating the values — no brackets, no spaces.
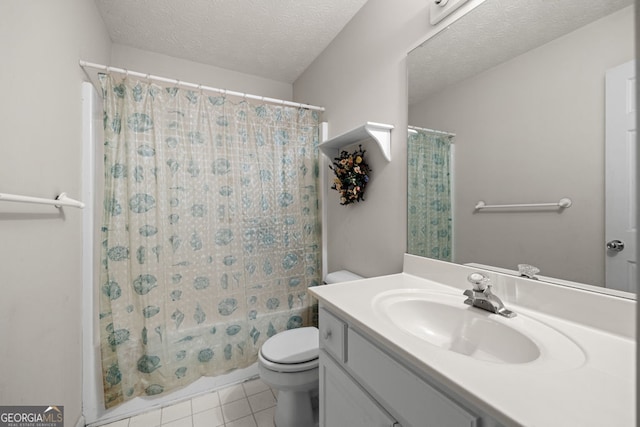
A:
79,60,325,112
408,125,456,137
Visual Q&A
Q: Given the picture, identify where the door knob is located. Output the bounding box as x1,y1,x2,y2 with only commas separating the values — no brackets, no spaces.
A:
606,240,625,252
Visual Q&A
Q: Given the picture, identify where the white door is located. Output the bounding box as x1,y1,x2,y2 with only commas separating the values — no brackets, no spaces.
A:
605,60,637,292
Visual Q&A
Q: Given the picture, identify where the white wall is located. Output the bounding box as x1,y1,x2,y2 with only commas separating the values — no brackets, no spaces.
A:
110,44,293,101
409,7,634,286
0,0,111,425
294,0,486,277
293,0,427,278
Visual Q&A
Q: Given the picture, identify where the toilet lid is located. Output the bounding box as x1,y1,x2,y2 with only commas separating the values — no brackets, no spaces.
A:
261,327,319,364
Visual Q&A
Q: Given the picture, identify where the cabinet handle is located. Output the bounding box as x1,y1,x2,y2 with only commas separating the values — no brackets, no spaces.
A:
323,329,332,340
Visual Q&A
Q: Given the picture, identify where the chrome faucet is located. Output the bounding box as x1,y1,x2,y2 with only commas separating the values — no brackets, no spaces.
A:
463,272,516,318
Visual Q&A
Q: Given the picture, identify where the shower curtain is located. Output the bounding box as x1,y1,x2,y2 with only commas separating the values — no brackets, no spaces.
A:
98,74,321,408
407,129,452,260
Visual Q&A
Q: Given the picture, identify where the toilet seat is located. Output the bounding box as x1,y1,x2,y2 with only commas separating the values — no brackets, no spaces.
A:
259,327,319,373
258,352,319,372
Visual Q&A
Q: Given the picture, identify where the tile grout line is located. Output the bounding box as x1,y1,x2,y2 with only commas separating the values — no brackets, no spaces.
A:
107,379,277,427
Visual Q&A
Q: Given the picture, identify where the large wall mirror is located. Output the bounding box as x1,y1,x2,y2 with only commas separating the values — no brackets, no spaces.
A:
407,0,636,296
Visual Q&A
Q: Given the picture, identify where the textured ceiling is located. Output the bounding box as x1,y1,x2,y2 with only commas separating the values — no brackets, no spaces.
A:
95,0,369,84
409,0,634,105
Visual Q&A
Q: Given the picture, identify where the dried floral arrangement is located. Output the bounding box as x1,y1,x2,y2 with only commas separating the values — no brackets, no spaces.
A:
329,145,371,205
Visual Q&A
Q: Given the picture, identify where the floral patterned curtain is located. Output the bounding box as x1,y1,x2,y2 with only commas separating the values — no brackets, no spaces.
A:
407,129,452,260
98,73,321,408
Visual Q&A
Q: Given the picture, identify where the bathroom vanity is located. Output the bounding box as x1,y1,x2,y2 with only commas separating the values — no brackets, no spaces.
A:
309,254,635,427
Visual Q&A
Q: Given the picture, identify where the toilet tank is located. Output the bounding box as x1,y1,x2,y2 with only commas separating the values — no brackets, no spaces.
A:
324,270,363,284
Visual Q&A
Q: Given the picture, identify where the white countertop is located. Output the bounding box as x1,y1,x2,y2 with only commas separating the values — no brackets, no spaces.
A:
310,256,636,427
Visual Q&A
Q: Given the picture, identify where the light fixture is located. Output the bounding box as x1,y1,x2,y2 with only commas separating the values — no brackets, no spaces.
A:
430,0,470,25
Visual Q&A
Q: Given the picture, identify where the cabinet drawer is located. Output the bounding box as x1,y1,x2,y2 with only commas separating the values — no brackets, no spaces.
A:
347,329,479,427
319,308,347,362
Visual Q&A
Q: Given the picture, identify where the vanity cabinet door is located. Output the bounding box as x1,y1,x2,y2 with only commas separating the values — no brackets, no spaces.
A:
347,329,479,427
319,350,399,427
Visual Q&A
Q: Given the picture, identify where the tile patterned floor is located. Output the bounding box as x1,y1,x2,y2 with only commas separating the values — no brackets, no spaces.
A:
102,378,277,427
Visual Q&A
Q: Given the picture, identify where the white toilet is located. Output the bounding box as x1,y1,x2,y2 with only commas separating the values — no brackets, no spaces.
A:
257,270,363,427
258,327,320,427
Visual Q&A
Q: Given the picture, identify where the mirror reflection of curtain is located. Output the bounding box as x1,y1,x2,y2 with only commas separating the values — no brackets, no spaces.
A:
98,73,321,408
407,128,452,260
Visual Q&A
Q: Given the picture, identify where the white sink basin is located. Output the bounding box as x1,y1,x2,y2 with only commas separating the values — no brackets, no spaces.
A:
373,289,585,368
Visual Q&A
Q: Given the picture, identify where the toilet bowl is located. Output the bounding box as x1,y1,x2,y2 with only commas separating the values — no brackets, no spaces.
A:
258,270,363,427
258,327,319,427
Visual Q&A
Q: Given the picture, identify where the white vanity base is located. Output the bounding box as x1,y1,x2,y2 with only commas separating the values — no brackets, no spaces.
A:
310,254,635,427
